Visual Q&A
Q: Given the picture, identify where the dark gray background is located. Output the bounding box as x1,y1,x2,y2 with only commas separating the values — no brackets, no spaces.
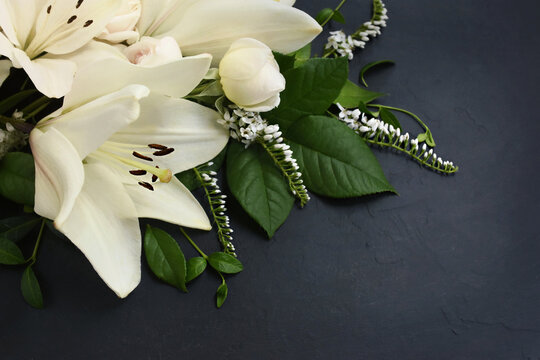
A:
1,0,539,359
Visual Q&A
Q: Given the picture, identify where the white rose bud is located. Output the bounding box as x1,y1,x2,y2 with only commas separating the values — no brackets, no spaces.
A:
219,38,285,112
123,37,182,67
98,0,141,44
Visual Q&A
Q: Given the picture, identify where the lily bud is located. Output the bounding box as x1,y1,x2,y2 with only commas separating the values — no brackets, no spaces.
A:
219,38,286,112
98,0,142,44
123,37,182,67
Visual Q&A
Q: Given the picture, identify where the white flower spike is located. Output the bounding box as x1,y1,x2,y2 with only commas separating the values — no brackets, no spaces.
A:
30,57,229,298
0,0,122,98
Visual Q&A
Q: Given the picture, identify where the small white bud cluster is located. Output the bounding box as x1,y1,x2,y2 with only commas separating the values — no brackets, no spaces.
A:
336,104,457,173
325,31,365,60
0,111,28,160
325,0,388,60
220,106,275,147
199,163,236,256
219,106,310,205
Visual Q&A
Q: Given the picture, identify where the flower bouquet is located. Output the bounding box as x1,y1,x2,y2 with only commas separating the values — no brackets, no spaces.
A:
0,0,457,308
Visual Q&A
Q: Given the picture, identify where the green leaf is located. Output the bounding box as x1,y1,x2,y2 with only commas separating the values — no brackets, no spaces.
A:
416,133,427,143
265,57,348,130
0,90,36,115
0,236,25,265
332,10,346,24
359,60,395,87
186,257,207,282
284,115,396,198
425,130,436,147
207,252,244,274
144,225,187,292
379,108,402,130
21,266,43,309
216,282,228,308
0,216,40,241
334,80,385,108
273,52,295,73
226,141,294,238
0,152,35,206
315,8,334,24
176,146,227,191
290,44,311,68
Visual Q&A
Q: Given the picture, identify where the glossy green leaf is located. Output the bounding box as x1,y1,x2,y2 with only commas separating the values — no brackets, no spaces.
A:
226,141,294,238
273,52,295,73
21,266,43,309
216,282,228,308
144,225,187,292
425,130,436,147
186,257,207,282
208,252,244,274
360,60,395,87
315,8,334,24
265,57,348,130
379,108,402,130
0,236,25,265
0,216,40,241
284,115,396,198
0,152,35,206
334,80,385,108
416,133,428,143
291,43,311,68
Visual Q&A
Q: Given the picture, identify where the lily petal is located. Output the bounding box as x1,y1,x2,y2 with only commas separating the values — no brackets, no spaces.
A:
0,59,11,86
40,85,150,158
63,54,211,109
153,0,321,63
125,176,211,230
108,94,228,173
0,0,44,47
56,162,141,298
10,48,76,98
30,128,85,225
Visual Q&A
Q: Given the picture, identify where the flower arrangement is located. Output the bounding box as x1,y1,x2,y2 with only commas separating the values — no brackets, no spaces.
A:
0,0,457,308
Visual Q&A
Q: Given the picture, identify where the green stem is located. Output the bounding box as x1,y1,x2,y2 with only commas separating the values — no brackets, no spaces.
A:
27,218,46,266
21,96,50,116
179,227,208,259
320,0,348,27
368,104,430,133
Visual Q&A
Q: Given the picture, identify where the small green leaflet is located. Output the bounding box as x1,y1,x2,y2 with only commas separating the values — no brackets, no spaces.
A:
0,236,25,265
334,80,385,108
0,216,40,242
379,107,402,130
186,257,207,282
21,266,43,309
216,282,228,308
207,252,243,274
315,8,345,25
290,44,311,68
226,141,294,238
265,57,348,131
144,225,187,292
0,152,35,206
284,115,396,198
359,60,395,87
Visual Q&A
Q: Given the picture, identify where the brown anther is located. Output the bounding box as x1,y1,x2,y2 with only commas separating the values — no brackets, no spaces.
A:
132,151,153,161
152,175,158,183
84,20,93,27
153,148,175,156
129,170,147,176
148,144,167,150
67,15,77,24
47,5,52,13
76,0,84,8
138,182,154,191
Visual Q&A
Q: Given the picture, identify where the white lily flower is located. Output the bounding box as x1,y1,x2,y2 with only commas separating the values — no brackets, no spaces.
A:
0,59,10,86
136,0,321,64
0,0,122,98
30,55,229,298
274,0,295,5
